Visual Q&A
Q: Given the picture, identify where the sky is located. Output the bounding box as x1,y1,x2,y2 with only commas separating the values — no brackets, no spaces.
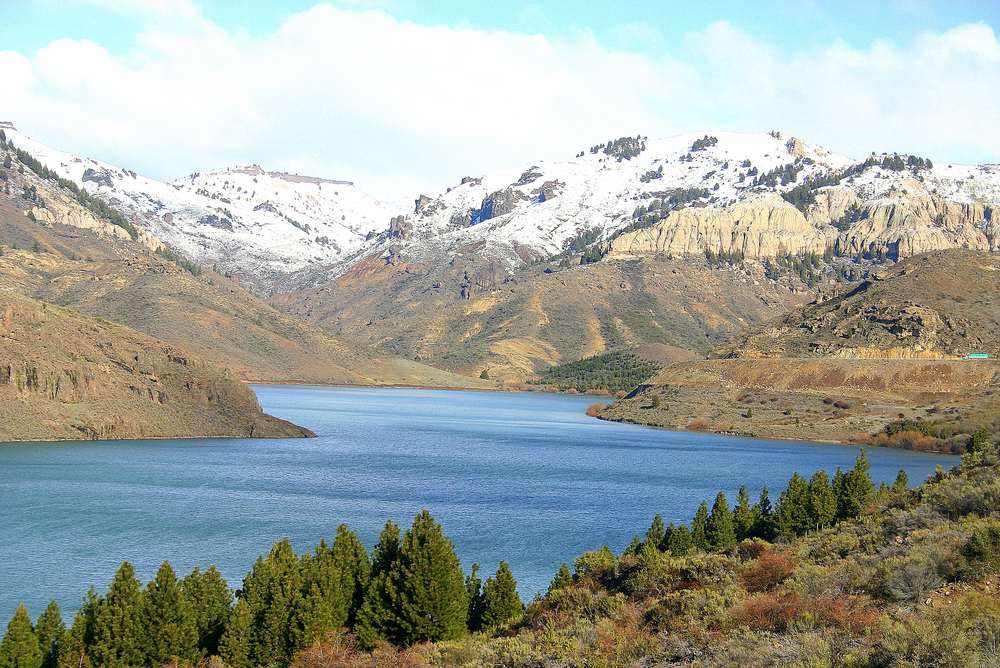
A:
1,0,998,199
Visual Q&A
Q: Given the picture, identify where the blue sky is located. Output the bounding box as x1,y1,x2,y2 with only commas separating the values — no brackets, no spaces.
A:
2,1,998,195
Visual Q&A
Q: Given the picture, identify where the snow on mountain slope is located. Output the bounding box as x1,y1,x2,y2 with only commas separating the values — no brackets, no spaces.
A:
5,121,997,294
2,124,392,290
348,132,842,263
334,130,999,279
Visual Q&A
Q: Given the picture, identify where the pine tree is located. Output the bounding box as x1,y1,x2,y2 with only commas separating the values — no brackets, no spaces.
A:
237,539,302,666
892,469,909,495
465,564,484,632
807,470,837,529
775,473,812,537
0,604,42,668
706,492,736,551
354,520,401,648
34,602,64,668
840,450,875,518
384,510,469,645
57,589,98,668
752,487,775,540
733,486,755,541
667,524,693,556
329,524,371,626
218,599,253,668
971,428,993,454
142,562,199,666
294,525,369,648
644,514,666,551
547,564,573,594
91,562,145,668
479,562,523,630
691,501,710,551
660,523,675,551
833,468,849,519
180,566,231,657
622,535,643,556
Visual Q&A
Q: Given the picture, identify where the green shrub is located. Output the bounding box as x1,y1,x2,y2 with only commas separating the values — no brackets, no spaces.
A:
961,521,1000,580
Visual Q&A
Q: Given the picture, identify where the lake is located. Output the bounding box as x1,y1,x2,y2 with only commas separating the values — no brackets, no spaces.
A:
0,385,957,620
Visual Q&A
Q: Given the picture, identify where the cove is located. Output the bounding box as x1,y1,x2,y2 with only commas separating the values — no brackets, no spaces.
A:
0,385,957,619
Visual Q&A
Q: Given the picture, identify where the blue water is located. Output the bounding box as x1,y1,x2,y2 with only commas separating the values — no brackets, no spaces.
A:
0,385,957,620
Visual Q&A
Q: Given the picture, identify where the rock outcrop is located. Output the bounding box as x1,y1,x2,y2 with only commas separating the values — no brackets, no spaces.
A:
26,185,163,252
609,192,997,262
833,195,996,259
609,196,832,259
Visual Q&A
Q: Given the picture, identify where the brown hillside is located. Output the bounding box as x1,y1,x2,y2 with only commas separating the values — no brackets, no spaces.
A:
602,250,1000,444
718,249,1000,359
274,254,805,383
0,291,311,441
0,166,491,390
601,358,999,443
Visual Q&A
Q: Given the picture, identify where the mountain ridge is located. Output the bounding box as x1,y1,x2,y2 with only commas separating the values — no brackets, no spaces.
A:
6,123,997,297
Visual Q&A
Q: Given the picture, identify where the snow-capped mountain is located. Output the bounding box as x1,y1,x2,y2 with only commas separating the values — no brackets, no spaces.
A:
355,132,853,264
4,121,998,295
340,130,998,278
2,124,392,290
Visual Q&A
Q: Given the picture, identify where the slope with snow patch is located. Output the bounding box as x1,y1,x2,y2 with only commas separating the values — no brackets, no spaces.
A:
2,125,392,290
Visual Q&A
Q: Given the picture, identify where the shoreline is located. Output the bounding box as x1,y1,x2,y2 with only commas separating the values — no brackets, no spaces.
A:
596,414,962,455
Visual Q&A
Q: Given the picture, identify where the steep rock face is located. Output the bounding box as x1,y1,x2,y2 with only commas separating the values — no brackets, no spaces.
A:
834,195,996,259
609,192,997,262
609,196,832,259
25,186,163,252
0,292,312,442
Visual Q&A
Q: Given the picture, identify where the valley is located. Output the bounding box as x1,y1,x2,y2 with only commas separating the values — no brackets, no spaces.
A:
1,122,998,446
4,4,1000,667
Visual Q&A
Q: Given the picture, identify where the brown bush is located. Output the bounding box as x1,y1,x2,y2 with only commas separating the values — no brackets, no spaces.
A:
586,403,608,417
729,592,879,634
687,418,709,431
290,633,429,668
736,539,769,562
869,430,946,452
741,550,796,592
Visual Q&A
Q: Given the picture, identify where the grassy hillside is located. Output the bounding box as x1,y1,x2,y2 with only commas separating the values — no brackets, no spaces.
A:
601,250,1000,445
601,358,1000,445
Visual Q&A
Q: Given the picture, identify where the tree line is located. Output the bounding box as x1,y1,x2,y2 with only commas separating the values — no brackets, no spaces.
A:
626,450,899,556
0,511,523,668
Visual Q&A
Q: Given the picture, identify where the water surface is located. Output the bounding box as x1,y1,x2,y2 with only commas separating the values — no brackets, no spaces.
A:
0,385,956,619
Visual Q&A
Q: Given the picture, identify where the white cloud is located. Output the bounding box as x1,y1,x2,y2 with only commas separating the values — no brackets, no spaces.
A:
3,5,998,199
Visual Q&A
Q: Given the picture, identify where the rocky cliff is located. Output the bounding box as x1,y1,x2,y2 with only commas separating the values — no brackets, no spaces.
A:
609,192,997,262
608,195,832,259
0,292,312,442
